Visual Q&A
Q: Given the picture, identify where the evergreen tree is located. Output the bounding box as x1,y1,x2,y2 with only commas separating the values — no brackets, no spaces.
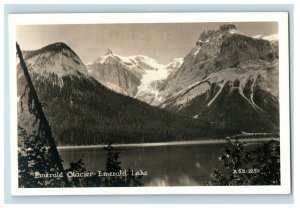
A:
17,42,70,187
102,142,143,187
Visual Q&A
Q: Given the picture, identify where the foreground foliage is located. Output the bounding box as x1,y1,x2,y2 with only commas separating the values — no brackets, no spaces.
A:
18,140,143,188
208,137,280,185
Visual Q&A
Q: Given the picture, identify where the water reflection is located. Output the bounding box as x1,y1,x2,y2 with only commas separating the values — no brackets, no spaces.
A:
59,143,225,186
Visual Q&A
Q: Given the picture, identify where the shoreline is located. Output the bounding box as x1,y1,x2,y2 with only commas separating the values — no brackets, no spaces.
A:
57,137,279,150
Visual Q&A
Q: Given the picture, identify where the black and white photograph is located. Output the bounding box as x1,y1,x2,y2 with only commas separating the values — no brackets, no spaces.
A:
9,13,290,195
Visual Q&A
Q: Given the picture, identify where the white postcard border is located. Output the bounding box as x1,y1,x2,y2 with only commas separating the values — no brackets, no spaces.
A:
9,12,291,195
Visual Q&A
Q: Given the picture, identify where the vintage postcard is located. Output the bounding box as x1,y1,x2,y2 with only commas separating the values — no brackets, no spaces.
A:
9,13,290,195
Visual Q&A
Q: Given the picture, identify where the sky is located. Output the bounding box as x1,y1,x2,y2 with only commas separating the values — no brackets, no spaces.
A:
16,22,278,64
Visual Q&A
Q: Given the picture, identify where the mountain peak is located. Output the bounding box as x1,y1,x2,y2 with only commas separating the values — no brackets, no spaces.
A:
197,24,238,44
105,48,114,56
19,42,88,82
219,24,237,33
39,42,73,53
24,42,75,60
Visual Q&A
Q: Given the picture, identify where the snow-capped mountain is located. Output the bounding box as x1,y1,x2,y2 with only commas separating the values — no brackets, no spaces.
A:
17,43,203,145
86,50,183,104
86,49,143,97
84,24,279,133
17,23,280,142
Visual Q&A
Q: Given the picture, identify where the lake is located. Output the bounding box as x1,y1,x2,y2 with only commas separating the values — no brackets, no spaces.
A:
58,141,227,186
58,139,273,186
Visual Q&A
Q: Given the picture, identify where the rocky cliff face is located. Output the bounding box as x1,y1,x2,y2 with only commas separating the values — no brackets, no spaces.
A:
214,34,274,69
159,24,279,134
86,50,142,97
160,25,275,99
86,51,183,104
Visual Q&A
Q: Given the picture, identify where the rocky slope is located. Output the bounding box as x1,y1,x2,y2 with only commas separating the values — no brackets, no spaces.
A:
86,49,143,97
159,24,279,134
86,51,183,105
17,42,90,137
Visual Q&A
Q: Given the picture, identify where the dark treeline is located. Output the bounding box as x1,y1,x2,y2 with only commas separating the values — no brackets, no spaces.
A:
19,71,279,146
21,73,213,145
17,47,278,146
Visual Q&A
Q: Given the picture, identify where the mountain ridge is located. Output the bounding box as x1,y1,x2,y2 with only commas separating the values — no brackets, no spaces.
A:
157,24,279,134
17,43,208,145
17,24,280,145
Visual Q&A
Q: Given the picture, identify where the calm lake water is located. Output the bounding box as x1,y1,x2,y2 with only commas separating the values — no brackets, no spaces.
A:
58,142,226,186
